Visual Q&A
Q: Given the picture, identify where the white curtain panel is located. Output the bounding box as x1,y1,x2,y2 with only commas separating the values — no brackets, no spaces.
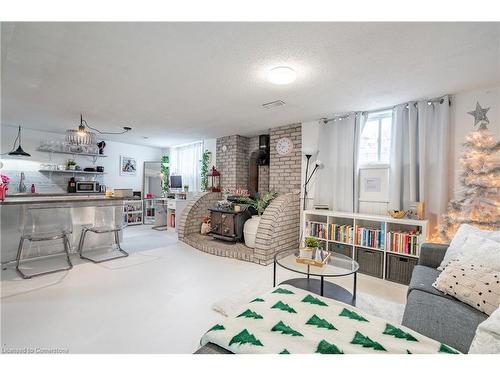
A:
418,97,450,232
169,142,203,192
389,97,450,232
314,116,357,212
353,113,368,213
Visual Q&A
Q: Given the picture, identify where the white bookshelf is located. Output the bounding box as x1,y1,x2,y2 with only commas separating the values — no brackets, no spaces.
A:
303,210,428,282
124,199,143,226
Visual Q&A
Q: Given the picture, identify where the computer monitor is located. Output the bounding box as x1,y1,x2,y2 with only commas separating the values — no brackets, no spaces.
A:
170,175,182,189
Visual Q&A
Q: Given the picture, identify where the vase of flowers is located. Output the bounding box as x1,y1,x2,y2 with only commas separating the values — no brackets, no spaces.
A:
0,173,10,201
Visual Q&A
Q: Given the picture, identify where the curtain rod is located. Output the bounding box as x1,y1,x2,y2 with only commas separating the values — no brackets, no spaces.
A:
321,94,451,124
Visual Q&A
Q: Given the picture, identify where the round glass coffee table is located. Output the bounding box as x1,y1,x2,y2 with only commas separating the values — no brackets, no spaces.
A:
274,249,359,305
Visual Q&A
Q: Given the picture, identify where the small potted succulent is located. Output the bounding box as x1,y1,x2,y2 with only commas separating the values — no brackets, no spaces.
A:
66,159,77,170
183,184,189,192
301,236,320,259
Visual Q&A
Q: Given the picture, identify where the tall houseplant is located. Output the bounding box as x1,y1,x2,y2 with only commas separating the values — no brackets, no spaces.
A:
242,192,278,248
200,150,210,191
160,155,170,193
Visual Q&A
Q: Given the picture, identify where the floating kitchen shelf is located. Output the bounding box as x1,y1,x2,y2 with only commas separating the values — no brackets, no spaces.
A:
39,169,106,175
37,148,108,158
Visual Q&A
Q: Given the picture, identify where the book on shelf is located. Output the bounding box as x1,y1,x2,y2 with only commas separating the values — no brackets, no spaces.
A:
305,221,328,239
386,231,420,256
355,223,385,249
329,224,353,244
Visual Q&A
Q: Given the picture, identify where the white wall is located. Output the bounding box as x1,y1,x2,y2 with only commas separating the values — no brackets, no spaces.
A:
0,125,165,193
450,86,500,199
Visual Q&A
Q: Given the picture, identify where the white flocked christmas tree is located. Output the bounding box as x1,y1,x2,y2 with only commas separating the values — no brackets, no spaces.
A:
439,102,500,241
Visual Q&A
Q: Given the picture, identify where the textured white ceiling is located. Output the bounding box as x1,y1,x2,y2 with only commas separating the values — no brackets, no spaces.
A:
1,22,499,147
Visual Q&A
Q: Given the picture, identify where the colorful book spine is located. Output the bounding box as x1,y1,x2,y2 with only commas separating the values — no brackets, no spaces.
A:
386,231,420,256
354,226,384,250
306,222,328,239
329,224,354,244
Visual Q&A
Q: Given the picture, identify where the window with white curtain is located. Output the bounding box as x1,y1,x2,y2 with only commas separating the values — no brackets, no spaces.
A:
358,110,392,166
169,141,203,192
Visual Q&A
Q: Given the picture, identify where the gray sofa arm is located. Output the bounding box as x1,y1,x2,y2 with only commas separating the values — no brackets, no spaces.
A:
418,243,449,268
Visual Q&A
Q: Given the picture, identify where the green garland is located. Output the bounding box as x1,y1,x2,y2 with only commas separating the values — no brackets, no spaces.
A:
160,155,169,192
200,150,211,191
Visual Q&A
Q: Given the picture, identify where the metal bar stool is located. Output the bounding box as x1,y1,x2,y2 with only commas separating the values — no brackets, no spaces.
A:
77,204,129,263
16,206,73,279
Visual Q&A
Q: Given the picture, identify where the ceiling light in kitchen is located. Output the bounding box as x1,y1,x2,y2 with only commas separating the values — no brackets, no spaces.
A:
267,66,297,85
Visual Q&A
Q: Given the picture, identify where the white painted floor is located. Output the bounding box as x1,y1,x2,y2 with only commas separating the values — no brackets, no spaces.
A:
1,225,407,354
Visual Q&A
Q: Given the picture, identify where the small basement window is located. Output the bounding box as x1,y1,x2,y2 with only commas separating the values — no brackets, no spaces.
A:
358,110,392,166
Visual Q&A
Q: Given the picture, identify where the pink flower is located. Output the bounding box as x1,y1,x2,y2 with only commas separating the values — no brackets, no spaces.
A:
1,174,10,184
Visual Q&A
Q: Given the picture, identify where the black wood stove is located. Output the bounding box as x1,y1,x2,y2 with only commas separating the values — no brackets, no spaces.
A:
208,203,254,242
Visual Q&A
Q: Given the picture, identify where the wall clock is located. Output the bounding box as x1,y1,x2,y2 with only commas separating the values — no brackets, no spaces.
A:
275,137,294,156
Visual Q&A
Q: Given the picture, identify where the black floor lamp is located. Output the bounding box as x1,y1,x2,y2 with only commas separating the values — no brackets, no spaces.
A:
303,152,322,210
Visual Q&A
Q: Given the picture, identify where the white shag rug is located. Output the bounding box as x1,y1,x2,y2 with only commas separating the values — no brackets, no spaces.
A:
213,283,405,324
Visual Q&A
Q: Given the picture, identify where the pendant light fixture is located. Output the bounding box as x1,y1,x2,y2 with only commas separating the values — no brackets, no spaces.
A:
66,114,132,147
7,126,31,157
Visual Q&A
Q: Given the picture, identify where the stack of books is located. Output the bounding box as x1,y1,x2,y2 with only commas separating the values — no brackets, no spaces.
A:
306,222,328,239
386,231,420,256
329,224,353,244
355,224,385,249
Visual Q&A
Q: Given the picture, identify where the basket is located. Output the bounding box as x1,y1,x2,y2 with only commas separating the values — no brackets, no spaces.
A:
388,209,407,219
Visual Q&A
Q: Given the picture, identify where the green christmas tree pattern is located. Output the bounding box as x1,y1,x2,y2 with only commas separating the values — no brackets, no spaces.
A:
272,287,294,295
439,343,459,354
301,294,328,306
316,340,344,354
351,331,386,351
250,297,265,303
383,324,418,342
271,301,297,314
271,321,304,337
339,308,369,322
228,329,264,347
207,324,225,333
237,309,263,320
305,314,337,330
279,349,291,354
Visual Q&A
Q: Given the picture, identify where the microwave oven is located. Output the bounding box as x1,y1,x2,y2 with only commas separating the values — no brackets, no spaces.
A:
76,181,100,193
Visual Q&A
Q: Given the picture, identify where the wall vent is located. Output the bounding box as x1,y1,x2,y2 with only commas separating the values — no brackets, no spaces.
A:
261,100,285,110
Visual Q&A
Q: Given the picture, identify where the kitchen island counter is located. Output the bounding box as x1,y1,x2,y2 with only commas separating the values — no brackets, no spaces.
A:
0,193,139,205
1,194,138,263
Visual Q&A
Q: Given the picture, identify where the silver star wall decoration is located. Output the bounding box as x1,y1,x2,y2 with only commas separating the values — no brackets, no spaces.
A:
467,102,490,126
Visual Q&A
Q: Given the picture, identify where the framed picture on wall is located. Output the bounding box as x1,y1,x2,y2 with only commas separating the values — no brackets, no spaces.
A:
359,167,389,202
120,155,137,176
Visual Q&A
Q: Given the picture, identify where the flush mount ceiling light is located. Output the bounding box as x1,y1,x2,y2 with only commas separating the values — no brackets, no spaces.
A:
267,66,296,85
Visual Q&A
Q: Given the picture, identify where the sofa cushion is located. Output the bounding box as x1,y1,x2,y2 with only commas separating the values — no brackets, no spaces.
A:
407,265,454,300
439,224,500,271
402,289,488,353
433,258,500,316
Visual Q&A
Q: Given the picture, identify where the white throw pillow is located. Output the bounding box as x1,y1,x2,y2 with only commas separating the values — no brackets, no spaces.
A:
469,307,500,354
454,234,500,272
439,224,500,270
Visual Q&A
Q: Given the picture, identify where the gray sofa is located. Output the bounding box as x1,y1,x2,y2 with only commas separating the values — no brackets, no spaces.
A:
402,243,488,353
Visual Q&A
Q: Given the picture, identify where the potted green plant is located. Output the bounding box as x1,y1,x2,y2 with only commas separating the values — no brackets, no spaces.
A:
242,191,278,248
183,184,189,192
301,236,320,259
66,159,77,170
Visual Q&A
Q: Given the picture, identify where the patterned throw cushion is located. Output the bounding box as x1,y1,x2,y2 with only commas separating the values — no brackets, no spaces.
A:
433,258,500,316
